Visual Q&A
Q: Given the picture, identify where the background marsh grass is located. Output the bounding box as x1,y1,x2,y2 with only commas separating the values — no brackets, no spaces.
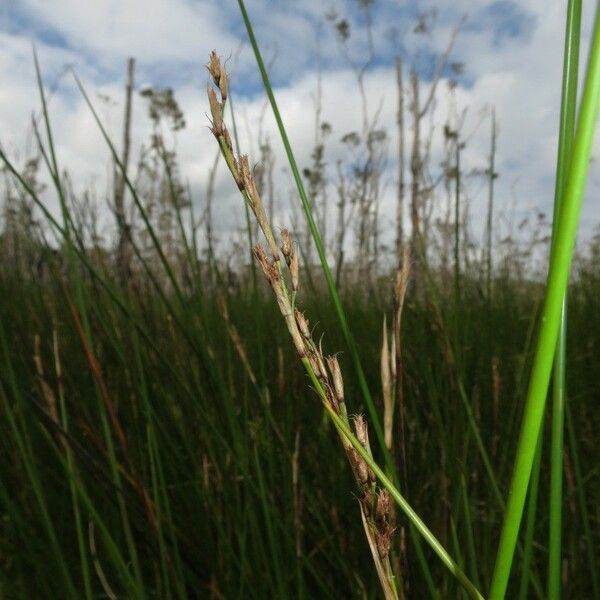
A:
0,2,600,598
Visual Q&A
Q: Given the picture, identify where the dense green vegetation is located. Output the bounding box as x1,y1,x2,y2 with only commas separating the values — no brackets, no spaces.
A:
1,226,599,598
1,1,599,598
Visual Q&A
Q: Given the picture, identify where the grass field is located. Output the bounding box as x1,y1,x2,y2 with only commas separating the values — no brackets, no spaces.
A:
1,2,599,598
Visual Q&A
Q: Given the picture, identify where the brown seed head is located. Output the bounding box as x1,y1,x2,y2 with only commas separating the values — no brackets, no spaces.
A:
354,414,369,448
207,87,223,135
326,355,344,404
353,414,375,482
295,309,311,340
240,155,262,211
308,354,323,379
376,489,391,523
376,529,392,559
348,448,370,485
207,51,222,84
253,245,279,286
207,51,228,100
280,228,293,264
290,251,299,292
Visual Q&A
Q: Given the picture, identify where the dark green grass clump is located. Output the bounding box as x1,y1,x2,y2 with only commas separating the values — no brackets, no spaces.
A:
0,255,598,598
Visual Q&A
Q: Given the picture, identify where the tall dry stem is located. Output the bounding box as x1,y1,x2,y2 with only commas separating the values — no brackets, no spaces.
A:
207,51,400,599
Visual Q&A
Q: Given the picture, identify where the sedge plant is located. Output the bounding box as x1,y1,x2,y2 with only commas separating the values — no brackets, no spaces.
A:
206,51,483,600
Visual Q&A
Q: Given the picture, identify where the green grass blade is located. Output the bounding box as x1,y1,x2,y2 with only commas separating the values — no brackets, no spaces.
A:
489,8,600,598
518,433,542,600
236,0,390,465
548,2,581,598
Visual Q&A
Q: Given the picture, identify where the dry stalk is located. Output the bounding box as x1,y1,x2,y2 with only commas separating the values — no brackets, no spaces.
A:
88,521,118,600
216,291,257,386
380,248,411,598
33,333,60,428
292,429,303,559
207,51,399,599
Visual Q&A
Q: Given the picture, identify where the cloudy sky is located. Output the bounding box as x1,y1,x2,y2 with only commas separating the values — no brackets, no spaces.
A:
0,0,598,261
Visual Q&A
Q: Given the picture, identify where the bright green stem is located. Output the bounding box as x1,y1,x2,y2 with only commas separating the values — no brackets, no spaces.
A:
489,7,600,599
548,2,581,598
236,0,390,467
518,433,542,600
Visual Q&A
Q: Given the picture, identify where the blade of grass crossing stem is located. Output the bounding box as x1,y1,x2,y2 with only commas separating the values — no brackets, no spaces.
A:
321,402,484,600
548,2,581,598
236,0,389,468
233,8,439,592
489,9,600,599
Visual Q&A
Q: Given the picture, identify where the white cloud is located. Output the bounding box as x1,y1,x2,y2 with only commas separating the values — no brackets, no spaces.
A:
17,0,239,64
0,0,598,261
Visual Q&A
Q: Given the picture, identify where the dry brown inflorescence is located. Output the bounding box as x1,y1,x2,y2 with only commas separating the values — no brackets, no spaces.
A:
206,51,399,599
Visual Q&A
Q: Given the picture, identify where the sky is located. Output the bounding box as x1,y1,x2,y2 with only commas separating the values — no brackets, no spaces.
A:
0,0,598,264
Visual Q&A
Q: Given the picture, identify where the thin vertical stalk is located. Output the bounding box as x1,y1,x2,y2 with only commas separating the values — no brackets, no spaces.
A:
236,0,390,467
228,92,257,295
548,3,581,598
453,140,461,305
489,8,600,598
485,108,497,305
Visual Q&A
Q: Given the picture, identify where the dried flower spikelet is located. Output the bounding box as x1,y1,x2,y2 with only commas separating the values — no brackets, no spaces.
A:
315,340,329,382
207,51,228,100
295,309,311,340
360,488,374,512
253,245,279,286
239,155,258,205
308,353,323,379
281,228,299,290
326,356,344,404
376,489,391,524
348,447,370,486
207,87,223,135
207,51,222,85
280,228,293,265
353,414,375,482
220,69,228,101
354,414,369,448
290,251,299,292
376,529,392,559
